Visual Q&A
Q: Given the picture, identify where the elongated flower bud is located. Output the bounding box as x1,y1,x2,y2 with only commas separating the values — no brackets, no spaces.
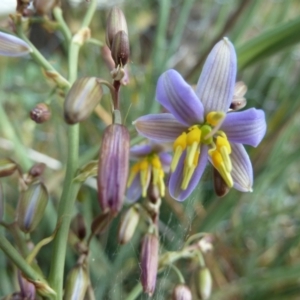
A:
213,167,229,197
97,123,130,215
17,182,48,233
197,267,212,300
0,158,18,177
64,77,103,125
140,233,159,296
71,213,87,240
172,284,192,300
118,205,140,244
18,271,36,300
63,264,89,300
106,7,128,49
111,30,130,67
30,103,51,124
0,32,31,57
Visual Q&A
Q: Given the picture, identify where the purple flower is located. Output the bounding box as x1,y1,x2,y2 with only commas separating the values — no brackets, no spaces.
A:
126,143,172,202
134,38,266,201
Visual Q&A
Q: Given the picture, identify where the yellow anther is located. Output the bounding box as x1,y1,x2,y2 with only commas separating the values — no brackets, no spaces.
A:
181,149,200,190
209,149,233,188
171,132,187,172
216,136,231,153
151,155,162,169
186,127,201,167
140,159,150,197
157,169,165,197
206,111,226,126
216,135,232,172
127,162,140,187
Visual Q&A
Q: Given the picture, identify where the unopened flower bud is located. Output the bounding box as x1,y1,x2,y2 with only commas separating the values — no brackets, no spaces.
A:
33,0,59,15
105,7,128,49
18,271,36,300
141,233,159,296
17,181,49,233
30,103,51,124
111,30,130,67
0,32,31,57
230,81,247,111
97,122,130,215
91,212,113,235
172,284,192,300
63,264,89,300
71,213,87,240
64,77,103,124
118,205,140,244
197,267,212,300
28,163,46,178
0,158,18,177
213,167,229,197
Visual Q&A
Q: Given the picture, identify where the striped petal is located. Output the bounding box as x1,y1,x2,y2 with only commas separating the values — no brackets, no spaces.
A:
156,69,204,126
169,146,208,201
195,38,237,114
231,143,253,192
221,108,266,147
134,113,187,142
126,174,142,203
130,145,152,160
0,31,31,57
159,152,172,172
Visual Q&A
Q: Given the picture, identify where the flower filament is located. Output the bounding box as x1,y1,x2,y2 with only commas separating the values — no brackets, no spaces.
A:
127,154,165,198
170,111,233,190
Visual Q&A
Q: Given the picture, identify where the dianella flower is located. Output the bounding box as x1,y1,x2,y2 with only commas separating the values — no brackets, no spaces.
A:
134,38,266,201
0,31,31,57
126,144,172,202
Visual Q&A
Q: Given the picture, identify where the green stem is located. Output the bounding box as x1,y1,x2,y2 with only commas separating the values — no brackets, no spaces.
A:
125,283,143,300
53,7,72,43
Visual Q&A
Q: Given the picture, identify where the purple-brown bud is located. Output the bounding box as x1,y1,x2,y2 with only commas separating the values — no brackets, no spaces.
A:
64,77,103,125
140,233,159,296
71,213,87,241
97,122,130,215
17,181,49,233
18,271,36,300
64,264,89,300
172,284,192,300
33,0,59,15
118,205,140,244
105,7,128,49
213,167,229,197
29,163,46,178
30,103,51,124
111,30,130,67
0,158,18,177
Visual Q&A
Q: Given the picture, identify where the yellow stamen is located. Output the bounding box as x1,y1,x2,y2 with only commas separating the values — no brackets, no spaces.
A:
216,135,232,172
181,149,200,190
186,126,201,167
171,132,187,172
206,111,226,126
157,169,165,197
127,162,140,187
139,159,150,197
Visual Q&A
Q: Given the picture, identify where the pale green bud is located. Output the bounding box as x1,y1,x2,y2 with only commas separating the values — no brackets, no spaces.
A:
63,265,89,300
0,32,31,57
197,267,212,300
118,205,140,244
64,77,103,125
17,182,48,233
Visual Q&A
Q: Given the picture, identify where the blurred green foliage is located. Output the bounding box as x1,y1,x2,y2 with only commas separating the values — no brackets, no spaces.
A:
1,0,300,299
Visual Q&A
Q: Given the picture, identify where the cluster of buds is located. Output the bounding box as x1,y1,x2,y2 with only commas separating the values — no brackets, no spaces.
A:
105,7,130,81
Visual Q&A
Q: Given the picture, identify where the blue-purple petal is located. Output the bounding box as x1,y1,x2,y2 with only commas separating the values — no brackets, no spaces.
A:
221,108,266,147
195,38,237,114
126,174,142,203
159,152,172,172
169,146,208,201
130,145,152,159
156,69,204,126
230,143,253,192
134,113,187,142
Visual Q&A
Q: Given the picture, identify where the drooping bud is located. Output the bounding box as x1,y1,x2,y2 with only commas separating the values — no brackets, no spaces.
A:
0,31,31,57
172,284,192,300
140,233,159,296
17,181,49,233
33,0,59,15
64,77,103,125
197,267,212,300
105,7,128,49
0,158,18,177
91,212,113,235
213,167,229,197
18,271,36,300
63,264,89,300
30,103,51,124
111,30,130,67
118,205,140,244
97,121,130,215
71,213,87,241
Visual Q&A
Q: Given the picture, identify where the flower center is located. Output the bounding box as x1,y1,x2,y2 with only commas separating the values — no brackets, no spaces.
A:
127,154,165,198
171,111,233,190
